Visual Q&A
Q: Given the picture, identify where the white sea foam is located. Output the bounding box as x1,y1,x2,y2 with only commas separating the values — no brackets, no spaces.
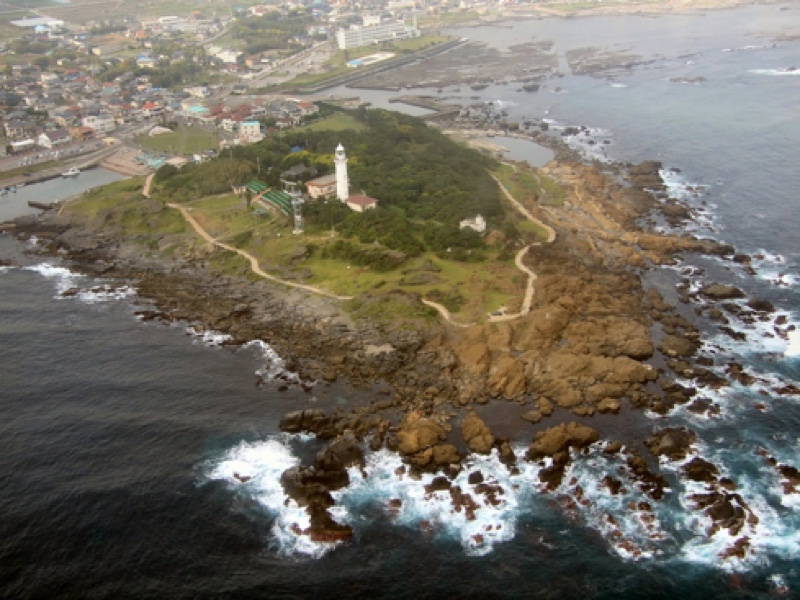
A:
748,68,800,76
786,328,800,358
23,262,81,294
557,447,673,561
185,325,233,347
72,284,137,303
336,447,534,557
246,339,303,383
610,82,628,88
204,434,800,568
660,439,800,572
205,435,338,558
22,262,138,303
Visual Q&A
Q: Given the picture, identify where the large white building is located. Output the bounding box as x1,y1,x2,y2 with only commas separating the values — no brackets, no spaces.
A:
335,20,420,50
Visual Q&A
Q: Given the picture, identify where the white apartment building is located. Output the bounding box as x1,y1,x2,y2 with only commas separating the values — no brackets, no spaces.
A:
335,21,419,50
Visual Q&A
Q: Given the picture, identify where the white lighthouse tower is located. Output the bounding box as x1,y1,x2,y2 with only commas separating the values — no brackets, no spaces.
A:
334,143,349,202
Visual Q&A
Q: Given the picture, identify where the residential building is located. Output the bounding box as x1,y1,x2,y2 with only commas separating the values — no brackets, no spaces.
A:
82,113,116,133
335,20,419,50
37,127,72,148
238,120,263,143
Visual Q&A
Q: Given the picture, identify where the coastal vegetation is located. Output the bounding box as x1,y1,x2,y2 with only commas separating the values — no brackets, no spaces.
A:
66,106,544,321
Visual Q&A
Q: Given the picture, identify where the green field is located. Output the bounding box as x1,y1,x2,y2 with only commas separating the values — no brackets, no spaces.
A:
178,194,523,321
391,35,451,52
297,113,365,133
134,126,220,155
494,163,565,209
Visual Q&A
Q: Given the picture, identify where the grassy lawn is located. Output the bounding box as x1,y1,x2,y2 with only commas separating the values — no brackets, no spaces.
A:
391,35,451,52
182,194,270,239
494,163,565,209
170,194,525,321
63,177,188,241
297,113,365,133
171,192,524,320
67,178,529,322
134,126,219,155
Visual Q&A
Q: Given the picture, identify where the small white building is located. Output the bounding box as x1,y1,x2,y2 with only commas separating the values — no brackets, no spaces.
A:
346,195,378,212
459,214,486,233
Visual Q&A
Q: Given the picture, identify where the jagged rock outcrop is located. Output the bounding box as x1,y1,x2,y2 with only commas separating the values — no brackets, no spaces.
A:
527,422,600,460
461,412,495,454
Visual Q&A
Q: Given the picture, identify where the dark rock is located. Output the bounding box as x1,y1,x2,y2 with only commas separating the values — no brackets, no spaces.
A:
746,298,776,313
305,501,353,543
602,475,624,495
468,471,484,485
279,408,334,436
683,457,720,483
315,431,364,472
645,427,697,461
700,284,746,300
425,475,452,493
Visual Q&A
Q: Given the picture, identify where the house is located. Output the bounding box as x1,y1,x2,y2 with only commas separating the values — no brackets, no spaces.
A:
141,101,164,117
37,127,72,148
306,173,337,199
459,214,487,233
238,120,263,143
136,55,157,69
346,194,379,212
4,118,38,139
82,113,116,133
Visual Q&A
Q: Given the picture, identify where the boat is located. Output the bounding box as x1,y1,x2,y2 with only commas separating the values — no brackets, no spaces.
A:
61,167,80,177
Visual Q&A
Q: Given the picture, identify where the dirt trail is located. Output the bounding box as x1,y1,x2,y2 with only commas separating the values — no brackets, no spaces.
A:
161,171,555,324
487,174,556,323
167,202,355,301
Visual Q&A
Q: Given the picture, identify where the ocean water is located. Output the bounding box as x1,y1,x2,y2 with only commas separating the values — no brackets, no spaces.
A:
2,6,800,598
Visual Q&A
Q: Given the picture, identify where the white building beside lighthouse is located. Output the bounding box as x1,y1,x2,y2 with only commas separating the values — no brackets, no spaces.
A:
335,143,349,202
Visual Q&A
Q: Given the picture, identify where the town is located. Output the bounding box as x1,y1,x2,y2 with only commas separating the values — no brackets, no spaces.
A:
0,0,513,184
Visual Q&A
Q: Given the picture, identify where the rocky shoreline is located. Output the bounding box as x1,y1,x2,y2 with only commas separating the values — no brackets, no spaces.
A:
4,123,797,558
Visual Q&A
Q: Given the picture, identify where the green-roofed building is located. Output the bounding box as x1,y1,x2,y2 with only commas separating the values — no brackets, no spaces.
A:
246,179,268,195
262,189,293,216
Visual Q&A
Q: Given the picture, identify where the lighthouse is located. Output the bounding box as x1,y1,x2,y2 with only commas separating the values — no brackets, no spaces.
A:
334,143,349,202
